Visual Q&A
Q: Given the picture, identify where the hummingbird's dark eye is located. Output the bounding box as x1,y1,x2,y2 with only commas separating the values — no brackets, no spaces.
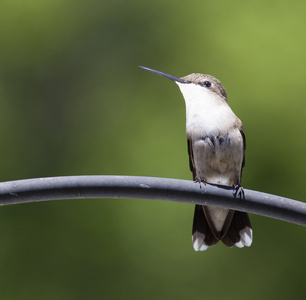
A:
203,81,211,88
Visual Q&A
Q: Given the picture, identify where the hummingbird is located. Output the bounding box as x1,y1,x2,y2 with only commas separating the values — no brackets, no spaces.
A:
140,66,252,251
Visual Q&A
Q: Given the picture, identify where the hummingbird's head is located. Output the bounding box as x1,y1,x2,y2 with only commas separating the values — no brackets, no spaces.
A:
180,73,227,101
139,66,227,103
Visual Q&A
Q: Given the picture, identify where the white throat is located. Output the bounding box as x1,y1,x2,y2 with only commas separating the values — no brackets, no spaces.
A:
175,82,237,137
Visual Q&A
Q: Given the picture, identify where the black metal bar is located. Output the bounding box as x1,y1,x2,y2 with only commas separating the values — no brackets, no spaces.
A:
0,175,305,226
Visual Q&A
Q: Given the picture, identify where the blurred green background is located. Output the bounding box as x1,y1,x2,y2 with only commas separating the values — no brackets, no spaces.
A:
0,0,305,299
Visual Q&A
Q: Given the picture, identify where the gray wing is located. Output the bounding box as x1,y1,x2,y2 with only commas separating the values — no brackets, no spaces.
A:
240,128,246,179
187,139,196,180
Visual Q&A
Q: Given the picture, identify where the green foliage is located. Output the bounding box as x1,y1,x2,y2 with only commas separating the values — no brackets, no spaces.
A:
0,0,305,299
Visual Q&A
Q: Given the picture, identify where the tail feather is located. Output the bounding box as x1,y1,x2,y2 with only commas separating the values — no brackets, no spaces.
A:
221,211,252,248
192,205,218,251
192,205,252,251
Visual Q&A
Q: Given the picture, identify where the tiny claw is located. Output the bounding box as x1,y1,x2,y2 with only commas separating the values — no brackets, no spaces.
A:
195,177,207,189
234,184,245,199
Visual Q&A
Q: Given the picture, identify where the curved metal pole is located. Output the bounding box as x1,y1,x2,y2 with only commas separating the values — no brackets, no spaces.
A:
0,175,305,226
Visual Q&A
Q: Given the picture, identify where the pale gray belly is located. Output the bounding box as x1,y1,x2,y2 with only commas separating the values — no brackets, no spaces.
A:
192,130,243,186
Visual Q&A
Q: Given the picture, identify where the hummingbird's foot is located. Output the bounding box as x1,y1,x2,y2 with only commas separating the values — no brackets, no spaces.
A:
195,177,207,188
234,184,245,199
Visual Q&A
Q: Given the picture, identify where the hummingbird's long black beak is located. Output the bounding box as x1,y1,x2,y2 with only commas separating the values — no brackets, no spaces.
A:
139,66,188,84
